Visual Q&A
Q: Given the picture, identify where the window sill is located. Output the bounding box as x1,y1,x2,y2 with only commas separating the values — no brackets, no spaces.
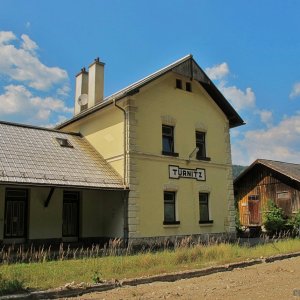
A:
162,151,179,157
196,157,211,161
199,220,214,225
163,221,180,225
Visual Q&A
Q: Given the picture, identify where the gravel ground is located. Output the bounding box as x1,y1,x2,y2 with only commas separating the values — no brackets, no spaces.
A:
67,256,300,300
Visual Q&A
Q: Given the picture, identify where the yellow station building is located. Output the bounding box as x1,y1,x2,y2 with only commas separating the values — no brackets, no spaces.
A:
0,55,244,245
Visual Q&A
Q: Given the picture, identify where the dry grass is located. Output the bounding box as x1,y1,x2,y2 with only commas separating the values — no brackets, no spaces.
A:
1,238,300,293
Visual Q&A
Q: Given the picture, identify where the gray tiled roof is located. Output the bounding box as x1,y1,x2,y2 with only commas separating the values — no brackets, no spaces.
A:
0,121,125,189
256,159,300,183
234,159,300,184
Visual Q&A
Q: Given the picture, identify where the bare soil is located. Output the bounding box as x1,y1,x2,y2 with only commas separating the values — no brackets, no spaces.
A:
69,256,300,299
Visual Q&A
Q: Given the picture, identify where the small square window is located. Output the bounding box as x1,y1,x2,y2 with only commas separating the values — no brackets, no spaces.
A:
56,137,73,148
186,82,192,92
248,195,259,200
176,79,182,89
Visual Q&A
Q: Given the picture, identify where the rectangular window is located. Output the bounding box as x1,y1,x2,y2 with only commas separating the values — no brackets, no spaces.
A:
196,131,209,160
186,82,192,92
199,193,212,223
248,194,259,200
176,79,182,89
162,125,178,156
164,192,179,224
277,191,290,199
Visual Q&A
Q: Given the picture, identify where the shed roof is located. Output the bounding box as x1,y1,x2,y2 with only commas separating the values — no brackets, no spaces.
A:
0,121,125,189
57,54,244,130
234,159,300,184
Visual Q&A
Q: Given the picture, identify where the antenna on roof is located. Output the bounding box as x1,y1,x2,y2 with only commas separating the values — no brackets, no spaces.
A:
77,94,88,106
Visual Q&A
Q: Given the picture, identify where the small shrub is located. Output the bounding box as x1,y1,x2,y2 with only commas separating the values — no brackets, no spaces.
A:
0,274,24,296
91,271,102,284
287,210,300,236
263,200,287,235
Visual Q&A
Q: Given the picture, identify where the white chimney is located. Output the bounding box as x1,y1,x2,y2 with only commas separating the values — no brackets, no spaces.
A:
74,67,88,115
88,57,104,108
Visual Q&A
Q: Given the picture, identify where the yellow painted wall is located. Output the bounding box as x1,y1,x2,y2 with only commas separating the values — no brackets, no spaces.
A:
135,74,228,162
134,158,228,237
61,105,125,177
29,188,62,239
129,73,232,237
101,190,124,237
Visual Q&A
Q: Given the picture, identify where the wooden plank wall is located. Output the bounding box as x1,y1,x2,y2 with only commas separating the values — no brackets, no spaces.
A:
235,165,300,227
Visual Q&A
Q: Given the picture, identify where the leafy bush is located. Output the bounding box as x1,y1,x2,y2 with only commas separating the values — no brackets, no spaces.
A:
287,210,300,235
263,200,287,235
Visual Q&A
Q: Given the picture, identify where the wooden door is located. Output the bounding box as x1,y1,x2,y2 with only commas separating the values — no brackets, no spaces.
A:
248,200,260,225
4,189,28,238
62,191,79,237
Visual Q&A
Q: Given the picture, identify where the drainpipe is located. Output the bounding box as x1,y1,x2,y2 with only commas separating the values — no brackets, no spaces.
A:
113,99,129,244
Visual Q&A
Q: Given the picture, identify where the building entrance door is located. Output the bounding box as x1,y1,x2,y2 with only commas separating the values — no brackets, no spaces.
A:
62,191,79,240
248,200,260,225
4,189,28,239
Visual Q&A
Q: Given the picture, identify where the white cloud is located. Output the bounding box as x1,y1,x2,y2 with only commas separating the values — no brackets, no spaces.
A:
256,109,273,127
219,84,256,111
205,62,229,80
205,62,256,111
0,31,16,45
0,31,68,91
232,112,300,165
21,34,38,53
0,84,72,122
25,22,31,29
0,31,72,126
289,82,300,99
57,84,71,97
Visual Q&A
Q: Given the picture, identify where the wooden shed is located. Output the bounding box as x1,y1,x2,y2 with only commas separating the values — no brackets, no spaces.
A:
234,159,300,228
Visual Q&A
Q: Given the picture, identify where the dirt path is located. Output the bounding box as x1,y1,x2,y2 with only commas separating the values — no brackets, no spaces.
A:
70,256,300,299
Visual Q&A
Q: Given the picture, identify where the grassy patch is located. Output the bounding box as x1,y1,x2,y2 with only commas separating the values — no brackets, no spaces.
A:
1,239,300,292
0,274,24,296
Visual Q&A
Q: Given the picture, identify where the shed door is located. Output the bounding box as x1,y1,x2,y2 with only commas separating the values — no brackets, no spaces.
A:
248,200,260,225
62,191,79,238
4,189,28,238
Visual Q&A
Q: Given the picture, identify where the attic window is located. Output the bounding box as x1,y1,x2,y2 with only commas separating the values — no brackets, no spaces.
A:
186,82,192,92
56,137,73,148
176,79,182,89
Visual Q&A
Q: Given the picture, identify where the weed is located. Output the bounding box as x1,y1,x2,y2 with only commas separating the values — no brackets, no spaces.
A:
91,271,102,284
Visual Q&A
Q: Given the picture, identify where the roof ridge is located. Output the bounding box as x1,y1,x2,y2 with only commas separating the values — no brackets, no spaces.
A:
104,54,193,101
257,158,300,166
0,120,80,136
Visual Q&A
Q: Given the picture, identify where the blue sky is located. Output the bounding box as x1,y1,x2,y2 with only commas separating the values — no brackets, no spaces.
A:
0,0,299,165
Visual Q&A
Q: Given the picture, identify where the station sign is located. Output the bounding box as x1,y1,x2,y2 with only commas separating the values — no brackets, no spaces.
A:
169,165,206,181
